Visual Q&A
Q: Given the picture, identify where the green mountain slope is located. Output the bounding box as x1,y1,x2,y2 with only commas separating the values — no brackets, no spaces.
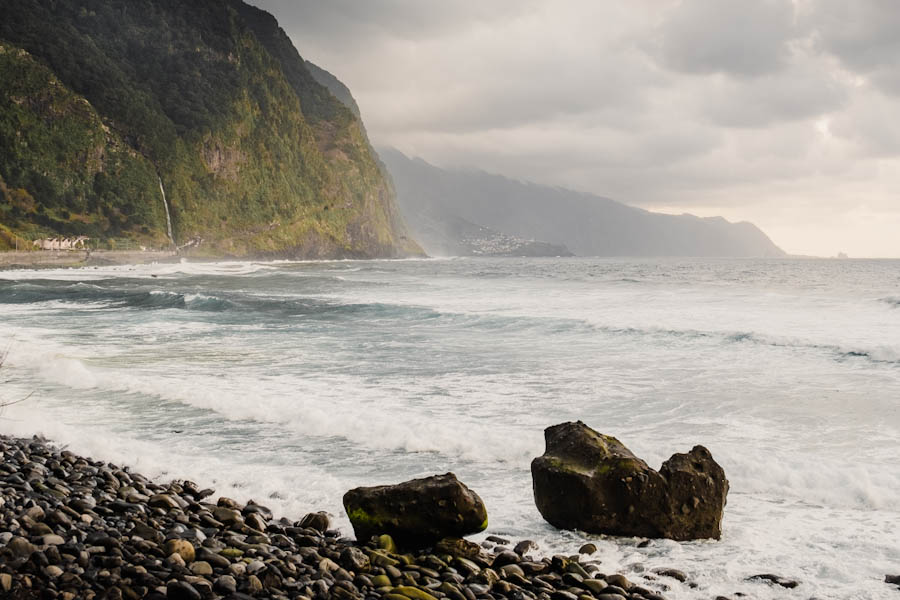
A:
0,0,421,258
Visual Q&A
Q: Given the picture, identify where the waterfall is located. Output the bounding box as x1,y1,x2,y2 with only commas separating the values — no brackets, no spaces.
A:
157,176,175,245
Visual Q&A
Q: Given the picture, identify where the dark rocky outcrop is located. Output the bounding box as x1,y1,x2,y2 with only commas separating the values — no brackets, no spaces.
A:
343,473,488,548
531,421,728,540
886,574,900,586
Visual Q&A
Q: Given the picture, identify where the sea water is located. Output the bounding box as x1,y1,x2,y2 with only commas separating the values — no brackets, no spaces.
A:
0,257,897,599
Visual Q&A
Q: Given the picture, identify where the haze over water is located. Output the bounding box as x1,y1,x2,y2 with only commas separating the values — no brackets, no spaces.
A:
1,257,898,599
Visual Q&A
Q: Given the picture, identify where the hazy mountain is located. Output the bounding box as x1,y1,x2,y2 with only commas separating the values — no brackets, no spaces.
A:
380,148,785,258
0,0,421,258
304,60,361,120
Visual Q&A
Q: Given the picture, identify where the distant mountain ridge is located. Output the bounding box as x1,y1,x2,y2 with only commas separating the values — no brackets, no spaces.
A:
379,148,785,258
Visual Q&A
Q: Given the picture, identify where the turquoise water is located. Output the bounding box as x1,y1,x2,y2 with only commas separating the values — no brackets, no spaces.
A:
1,257,898,599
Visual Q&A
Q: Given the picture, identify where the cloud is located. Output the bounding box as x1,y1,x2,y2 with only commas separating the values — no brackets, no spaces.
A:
830,91,900,156
248,0,900,256
806,0,900,95
653,0,796,77
697,65,848,128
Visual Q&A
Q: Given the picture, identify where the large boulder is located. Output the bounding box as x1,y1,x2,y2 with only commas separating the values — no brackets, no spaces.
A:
531,421,728,540
343,473,488,548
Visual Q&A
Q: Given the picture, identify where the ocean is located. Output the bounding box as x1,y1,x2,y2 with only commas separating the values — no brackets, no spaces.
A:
0,257,897,599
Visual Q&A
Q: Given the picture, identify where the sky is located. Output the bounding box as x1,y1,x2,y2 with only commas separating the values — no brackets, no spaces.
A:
250,0,900,258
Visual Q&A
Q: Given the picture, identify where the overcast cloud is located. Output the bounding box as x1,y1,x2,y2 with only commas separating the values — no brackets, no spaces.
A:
250,0,900,257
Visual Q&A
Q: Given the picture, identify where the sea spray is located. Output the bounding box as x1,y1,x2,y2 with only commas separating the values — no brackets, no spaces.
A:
158,175,175,245
0,257,898,600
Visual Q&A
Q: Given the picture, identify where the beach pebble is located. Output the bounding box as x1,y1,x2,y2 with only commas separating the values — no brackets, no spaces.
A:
213,574,237,594
189,560,213,576
0,434,678,600
653,567,688,582
166,580,201,600
605,573,633,590
299,511,331,533
747,573,800,588
579,543,598,555
163,539,195,563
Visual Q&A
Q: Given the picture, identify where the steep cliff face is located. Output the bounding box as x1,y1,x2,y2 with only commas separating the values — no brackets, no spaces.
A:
0,0,421,258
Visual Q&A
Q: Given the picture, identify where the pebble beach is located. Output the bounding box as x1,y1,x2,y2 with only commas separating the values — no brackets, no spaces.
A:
0,434,691,600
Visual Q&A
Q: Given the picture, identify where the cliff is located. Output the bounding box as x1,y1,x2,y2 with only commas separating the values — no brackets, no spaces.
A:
380,148,785,258
0,0,421,258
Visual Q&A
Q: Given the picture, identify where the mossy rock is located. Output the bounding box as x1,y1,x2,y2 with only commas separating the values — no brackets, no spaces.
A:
343,473,488,549
531,421,728,540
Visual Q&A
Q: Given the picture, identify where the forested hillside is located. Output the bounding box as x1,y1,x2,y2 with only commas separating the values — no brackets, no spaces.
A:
0,0,420,257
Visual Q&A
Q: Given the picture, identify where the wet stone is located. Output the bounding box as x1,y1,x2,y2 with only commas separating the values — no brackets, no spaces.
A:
747,573,800,589
578,543,598,555
166,580,202,600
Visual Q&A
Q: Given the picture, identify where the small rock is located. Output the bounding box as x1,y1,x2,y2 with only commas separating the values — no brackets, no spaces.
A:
216,496,239,508
189,561,213,576
166,552,186,568
435,537,483,560
500,563,525,578
213,575,237,594
747,573,800,588
7,536,36,558
166,580,201,600
887,575,900,586
492,549,520,568
579,543,598,555
340,546,370,571
514,540,538,555
0,574,11,592
298,511,330,533
44,565,64,578
246,574,263,594
246,560,266,575
24,505,46,521
654,567,687,582
196,547,230,569
46,510,73,528
376,533,397,553
582,579,608,594
605,574,632,590
245,512,267,532
212,506,243,526
163,539,195,563
394,585,438,600
42,534,66,546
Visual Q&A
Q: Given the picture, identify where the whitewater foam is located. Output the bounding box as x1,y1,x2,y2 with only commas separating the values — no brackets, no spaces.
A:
1,257,899,599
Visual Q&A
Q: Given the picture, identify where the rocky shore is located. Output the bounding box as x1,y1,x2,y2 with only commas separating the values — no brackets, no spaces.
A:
0,435,683,600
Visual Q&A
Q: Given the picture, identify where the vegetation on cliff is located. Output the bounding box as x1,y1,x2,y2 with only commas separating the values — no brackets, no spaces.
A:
0,0,420,257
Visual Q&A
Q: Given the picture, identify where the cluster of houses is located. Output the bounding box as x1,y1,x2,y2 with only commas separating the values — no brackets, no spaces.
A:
32,236,91,250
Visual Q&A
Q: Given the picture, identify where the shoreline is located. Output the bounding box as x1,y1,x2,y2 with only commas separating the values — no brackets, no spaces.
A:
0,434,678,600
0,250,181,270
3,252,896,274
